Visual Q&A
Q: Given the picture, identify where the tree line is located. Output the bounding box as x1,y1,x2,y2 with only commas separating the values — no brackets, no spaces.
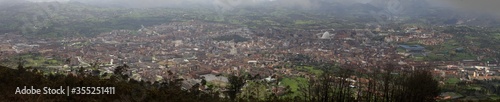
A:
0,63,444,102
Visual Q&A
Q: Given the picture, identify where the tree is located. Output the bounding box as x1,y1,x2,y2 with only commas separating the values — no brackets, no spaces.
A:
114,64,129,75
201,79,207,86
238,81,272,101
227,75,245,101
16,62,25,73
113,64,130,80
78,66,85,75
398,70,440,102
299,65,355,102
298,64,440,102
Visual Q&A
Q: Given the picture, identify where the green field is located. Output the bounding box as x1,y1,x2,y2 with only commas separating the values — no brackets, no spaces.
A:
446,78,460,85
423,39,477,61
7,54,63,68
280,77,308,97
492,33,500,40
296,66,323,75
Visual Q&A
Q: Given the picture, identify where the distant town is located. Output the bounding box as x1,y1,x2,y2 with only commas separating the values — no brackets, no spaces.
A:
1,19,498,99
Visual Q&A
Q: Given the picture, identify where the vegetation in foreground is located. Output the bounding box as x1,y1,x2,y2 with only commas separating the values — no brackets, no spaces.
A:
0,63,449,102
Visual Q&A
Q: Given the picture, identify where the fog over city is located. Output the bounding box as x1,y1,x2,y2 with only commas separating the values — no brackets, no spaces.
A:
0,0,493,9
0,0,498,17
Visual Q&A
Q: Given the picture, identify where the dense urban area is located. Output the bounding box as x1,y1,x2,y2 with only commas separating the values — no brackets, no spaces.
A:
1,0,500,101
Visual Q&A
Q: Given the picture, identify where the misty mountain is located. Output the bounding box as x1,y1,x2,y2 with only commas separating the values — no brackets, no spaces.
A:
0,0,499,37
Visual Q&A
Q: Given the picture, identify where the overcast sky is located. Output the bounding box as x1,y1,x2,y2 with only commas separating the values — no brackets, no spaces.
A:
1,0,500,15
2,0,495,9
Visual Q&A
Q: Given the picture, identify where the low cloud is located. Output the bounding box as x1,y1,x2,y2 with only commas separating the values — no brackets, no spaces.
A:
437,0,500,15
69,0,318,9
2,0,500,18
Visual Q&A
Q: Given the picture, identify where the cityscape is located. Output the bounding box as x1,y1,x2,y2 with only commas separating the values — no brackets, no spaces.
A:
1,0,500,101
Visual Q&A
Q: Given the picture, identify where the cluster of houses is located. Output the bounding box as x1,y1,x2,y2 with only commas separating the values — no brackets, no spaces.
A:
1,20,499,97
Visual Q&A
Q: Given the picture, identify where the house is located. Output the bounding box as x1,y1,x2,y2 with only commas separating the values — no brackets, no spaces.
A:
399,45,425,53
264,76,277,82
461,60,483,66
487,61,498,67
248,60,258,64
200,74,229,83
455,47,465,52
182,79,201,90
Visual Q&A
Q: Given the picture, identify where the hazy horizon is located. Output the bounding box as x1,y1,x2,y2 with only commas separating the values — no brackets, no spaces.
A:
0,0,496,16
